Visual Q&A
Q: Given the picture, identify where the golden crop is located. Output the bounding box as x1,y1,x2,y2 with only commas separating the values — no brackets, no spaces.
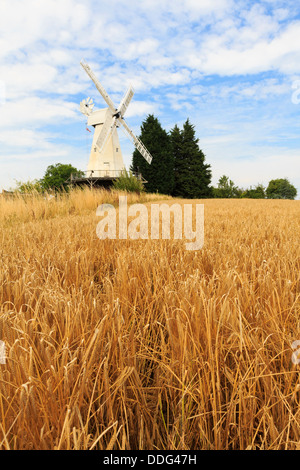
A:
0,188,300,450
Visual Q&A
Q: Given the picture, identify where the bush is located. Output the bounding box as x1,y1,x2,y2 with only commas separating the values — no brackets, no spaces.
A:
13,179,43,194
241,184,266,199
112,170,145,193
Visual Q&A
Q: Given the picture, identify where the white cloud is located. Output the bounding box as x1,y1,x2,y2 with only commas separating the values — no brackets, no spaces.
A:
0,129,50,148
2,64,57,99
123,101,158,118
0,97,79,128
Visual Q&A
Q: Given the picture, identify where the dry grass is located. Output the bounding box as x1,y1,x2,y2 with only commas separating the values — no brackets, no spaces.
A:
1,189,300,450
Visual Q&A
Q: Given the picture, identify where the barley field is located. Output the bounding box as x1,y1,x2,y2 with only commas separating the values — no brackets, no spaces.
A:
0,188,300,450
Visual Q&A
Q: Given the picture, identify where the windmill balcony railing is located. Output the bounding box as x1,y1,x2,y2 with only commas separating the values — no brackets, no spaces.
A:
70,170,143,180
70,170,124,180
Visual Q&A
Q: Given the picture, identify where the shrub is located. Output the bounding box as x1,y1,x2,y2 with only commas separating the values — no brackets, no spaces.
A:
112,170,145,193
13,179,44,194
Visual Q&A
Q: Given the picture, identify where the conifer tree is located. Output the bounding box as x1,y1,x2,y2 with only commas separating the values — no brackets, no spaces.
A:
130,115,174,194
170,119,212,198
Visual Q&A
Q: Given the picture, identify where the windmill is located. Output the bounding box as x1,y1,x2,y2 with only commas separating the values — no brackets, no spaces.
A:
79,60,153,179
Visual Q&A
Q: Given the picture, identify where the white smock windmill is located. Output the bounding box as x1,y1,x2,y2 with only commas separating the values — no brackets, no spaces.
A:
79,60,153,178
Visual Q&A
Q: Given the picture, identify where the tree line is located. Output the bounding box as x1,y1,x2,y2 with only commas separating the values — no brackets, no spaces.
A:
130,114,297,200
13,113,297,200
213,175,297,200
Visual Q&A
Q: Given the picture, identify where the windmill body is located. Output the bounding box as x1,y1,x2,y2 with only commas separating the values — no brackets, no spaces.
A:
86,108,124,177
79,60,153,181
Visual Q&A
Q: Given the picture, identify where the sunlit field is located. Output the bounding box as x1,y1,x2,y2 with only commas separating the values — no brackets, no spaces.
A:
1,188,300,450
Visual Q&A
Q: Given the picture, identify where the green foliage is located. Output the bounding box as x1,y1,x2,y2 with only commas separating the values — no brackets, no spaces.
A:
40,163,84,192
131,116,212,199
241,184,266,199
213,175,241,198
130,114,174,195
266,178,297,200
13,179,43,194
12,164,84,194
170,119,212,198
112,170,145,193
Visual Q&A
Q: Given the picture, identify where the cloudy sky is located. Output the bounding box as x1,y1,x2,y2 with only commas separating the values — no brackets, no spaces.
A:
1,0,300,195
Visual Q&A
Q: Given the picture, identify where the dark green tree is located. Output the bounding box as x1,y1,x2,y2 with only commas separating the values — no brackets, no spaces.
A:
266,178,297,200
40,163,84,192
130,115,174,194
170,124,184,196
170,119,212,198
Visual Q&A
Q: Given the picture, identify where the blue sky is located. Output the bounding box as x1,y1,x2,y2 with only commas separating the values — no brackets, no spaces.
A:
1,0,300,195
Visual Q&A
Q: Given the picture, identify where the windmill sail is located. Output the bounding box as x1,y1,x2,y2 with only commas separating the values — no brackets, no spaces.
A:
80,60,116,112
117,85,135,118
119,119,153,164
96,112,117,152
